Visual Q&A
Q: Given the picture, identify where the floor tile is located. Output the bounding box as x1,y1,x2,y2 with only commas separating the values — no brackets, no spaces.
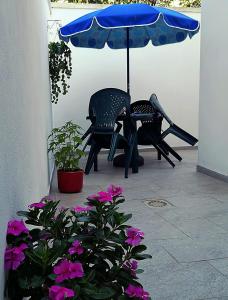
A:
141,261,228,300
158,236,228,263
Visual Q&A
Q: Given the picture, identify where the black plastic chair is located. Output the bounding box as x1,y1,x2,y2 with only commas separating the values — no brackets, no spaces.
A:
150,94,198,146
131,100,179,167
84,88,137,178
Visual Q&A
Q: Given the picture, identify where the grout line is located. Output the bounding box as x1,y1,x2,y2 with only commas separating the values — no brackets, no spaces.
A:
153,211,194,240
160,246,181,264
204,260,228,278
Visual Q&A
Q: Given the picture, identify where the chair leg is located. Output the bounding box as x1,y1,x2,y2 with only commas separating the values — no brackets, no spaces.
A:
93,145,101,172
94,154,98,172
161,141,182,161
154,144,175,168
157,150,162,160
159,142,169,155
124,134,138,178
124,143,132,178
124,147,130,178
85,146,95,175
125,147,135,178
85,143,101,175
108,133,119,161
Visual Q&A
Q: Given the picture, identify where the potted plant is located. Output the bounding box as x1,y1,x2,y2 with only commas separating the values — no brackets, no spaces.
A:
48,121,85,193
5,185,151,300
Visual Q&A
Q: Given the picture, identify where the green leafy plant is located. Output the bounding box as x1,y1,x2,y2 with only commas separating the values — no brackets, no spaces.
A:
5,185,151,299
53,0,201,6
48,121,85,171
66,0,171,5
180,0,200,7
49,41,72,104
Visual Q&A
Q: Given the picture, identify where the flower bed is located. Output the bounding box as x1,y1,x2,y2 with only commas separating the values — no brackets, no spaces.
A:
5,185,151,300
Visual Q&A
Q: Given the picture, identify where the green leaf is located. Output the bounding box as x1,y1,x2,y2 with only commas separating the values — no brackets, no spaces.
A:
17,211,30,217
30,228,41,240
31,275,45,288
133,253,152,260
95,229,105,240
85,270,96,282
48,274,57,281
115,198,125,205
83,287,116,299
25,220,40,226
136,269,144,274
121,213,132,224
18,277,30,289
118,296,129,300
132,245,147,255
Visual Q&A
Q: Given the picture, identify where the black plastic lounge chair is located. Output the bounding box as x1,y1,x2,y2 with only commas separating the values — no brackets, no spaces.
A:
150,94,198,147
84,88,137,178
131,100,178,167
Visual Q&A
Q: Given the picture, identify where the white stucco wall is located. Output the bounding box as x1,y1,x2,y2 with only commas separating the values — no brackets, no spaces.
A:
198,0,228,177
0,0,52,294
51,5,200,147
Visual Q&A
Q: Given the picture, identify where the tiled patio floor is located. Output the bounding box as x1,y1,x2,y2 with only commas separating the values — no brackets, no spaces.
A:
51,149,228,300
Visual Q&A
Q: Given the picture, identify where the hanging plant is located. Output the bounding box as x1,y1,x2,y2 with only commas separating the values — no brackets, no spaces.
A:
49,41,72,104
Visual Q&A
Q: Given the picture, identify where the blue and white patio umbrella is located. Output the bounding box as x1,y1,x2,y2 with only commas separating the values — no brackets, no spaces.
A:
59,4,200,94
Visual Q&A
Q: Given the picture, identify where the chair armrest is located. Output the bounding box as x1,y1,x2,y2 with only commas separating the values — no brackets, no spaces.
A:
130,112,157,121
161,123,198,146
81,125,93,141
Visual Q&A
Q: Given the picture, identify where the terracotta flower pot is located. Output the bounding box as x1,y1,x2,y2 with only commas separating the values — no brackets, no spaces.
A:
57,169,84,193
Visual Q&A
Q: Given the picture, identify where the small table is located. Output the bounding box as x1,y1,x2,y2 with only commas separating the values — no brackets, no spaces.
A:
113,112,157,169
86,112,157,170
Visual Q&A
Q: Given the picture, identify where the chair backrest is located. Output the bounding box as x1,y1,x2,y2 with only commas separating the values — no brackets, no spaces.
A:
149,94,173,126
89,88,130,133
130,100,161,125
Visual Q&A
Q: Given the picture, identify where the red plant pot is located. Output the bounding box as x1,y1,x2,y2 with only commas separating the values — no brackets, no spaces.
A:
57,169,84,193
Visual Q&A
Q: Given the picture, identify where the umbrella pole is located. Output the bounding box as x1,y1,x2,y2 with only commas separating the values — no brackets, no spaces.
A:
127,27,130,95
114,29,144,168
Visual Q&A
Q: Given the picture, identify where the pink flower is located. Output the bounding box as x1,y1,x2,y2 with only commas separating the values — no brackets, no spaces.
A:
125,284,150,299
88,191,112,203
54,260,71,283
5,243,27,270
53,259,84,283
29,202,46,209
125,227,144,246
73,205,92,213
123,260,138,277
49,285,75,300
68,240,84,255
107,184,123,197
97,191,112,202
69,262,84,279
7,220,29,236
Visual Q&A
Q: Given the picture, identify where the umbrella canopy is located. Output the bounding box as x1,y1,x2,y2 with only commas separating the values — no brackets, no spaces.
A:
59,4,200,92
